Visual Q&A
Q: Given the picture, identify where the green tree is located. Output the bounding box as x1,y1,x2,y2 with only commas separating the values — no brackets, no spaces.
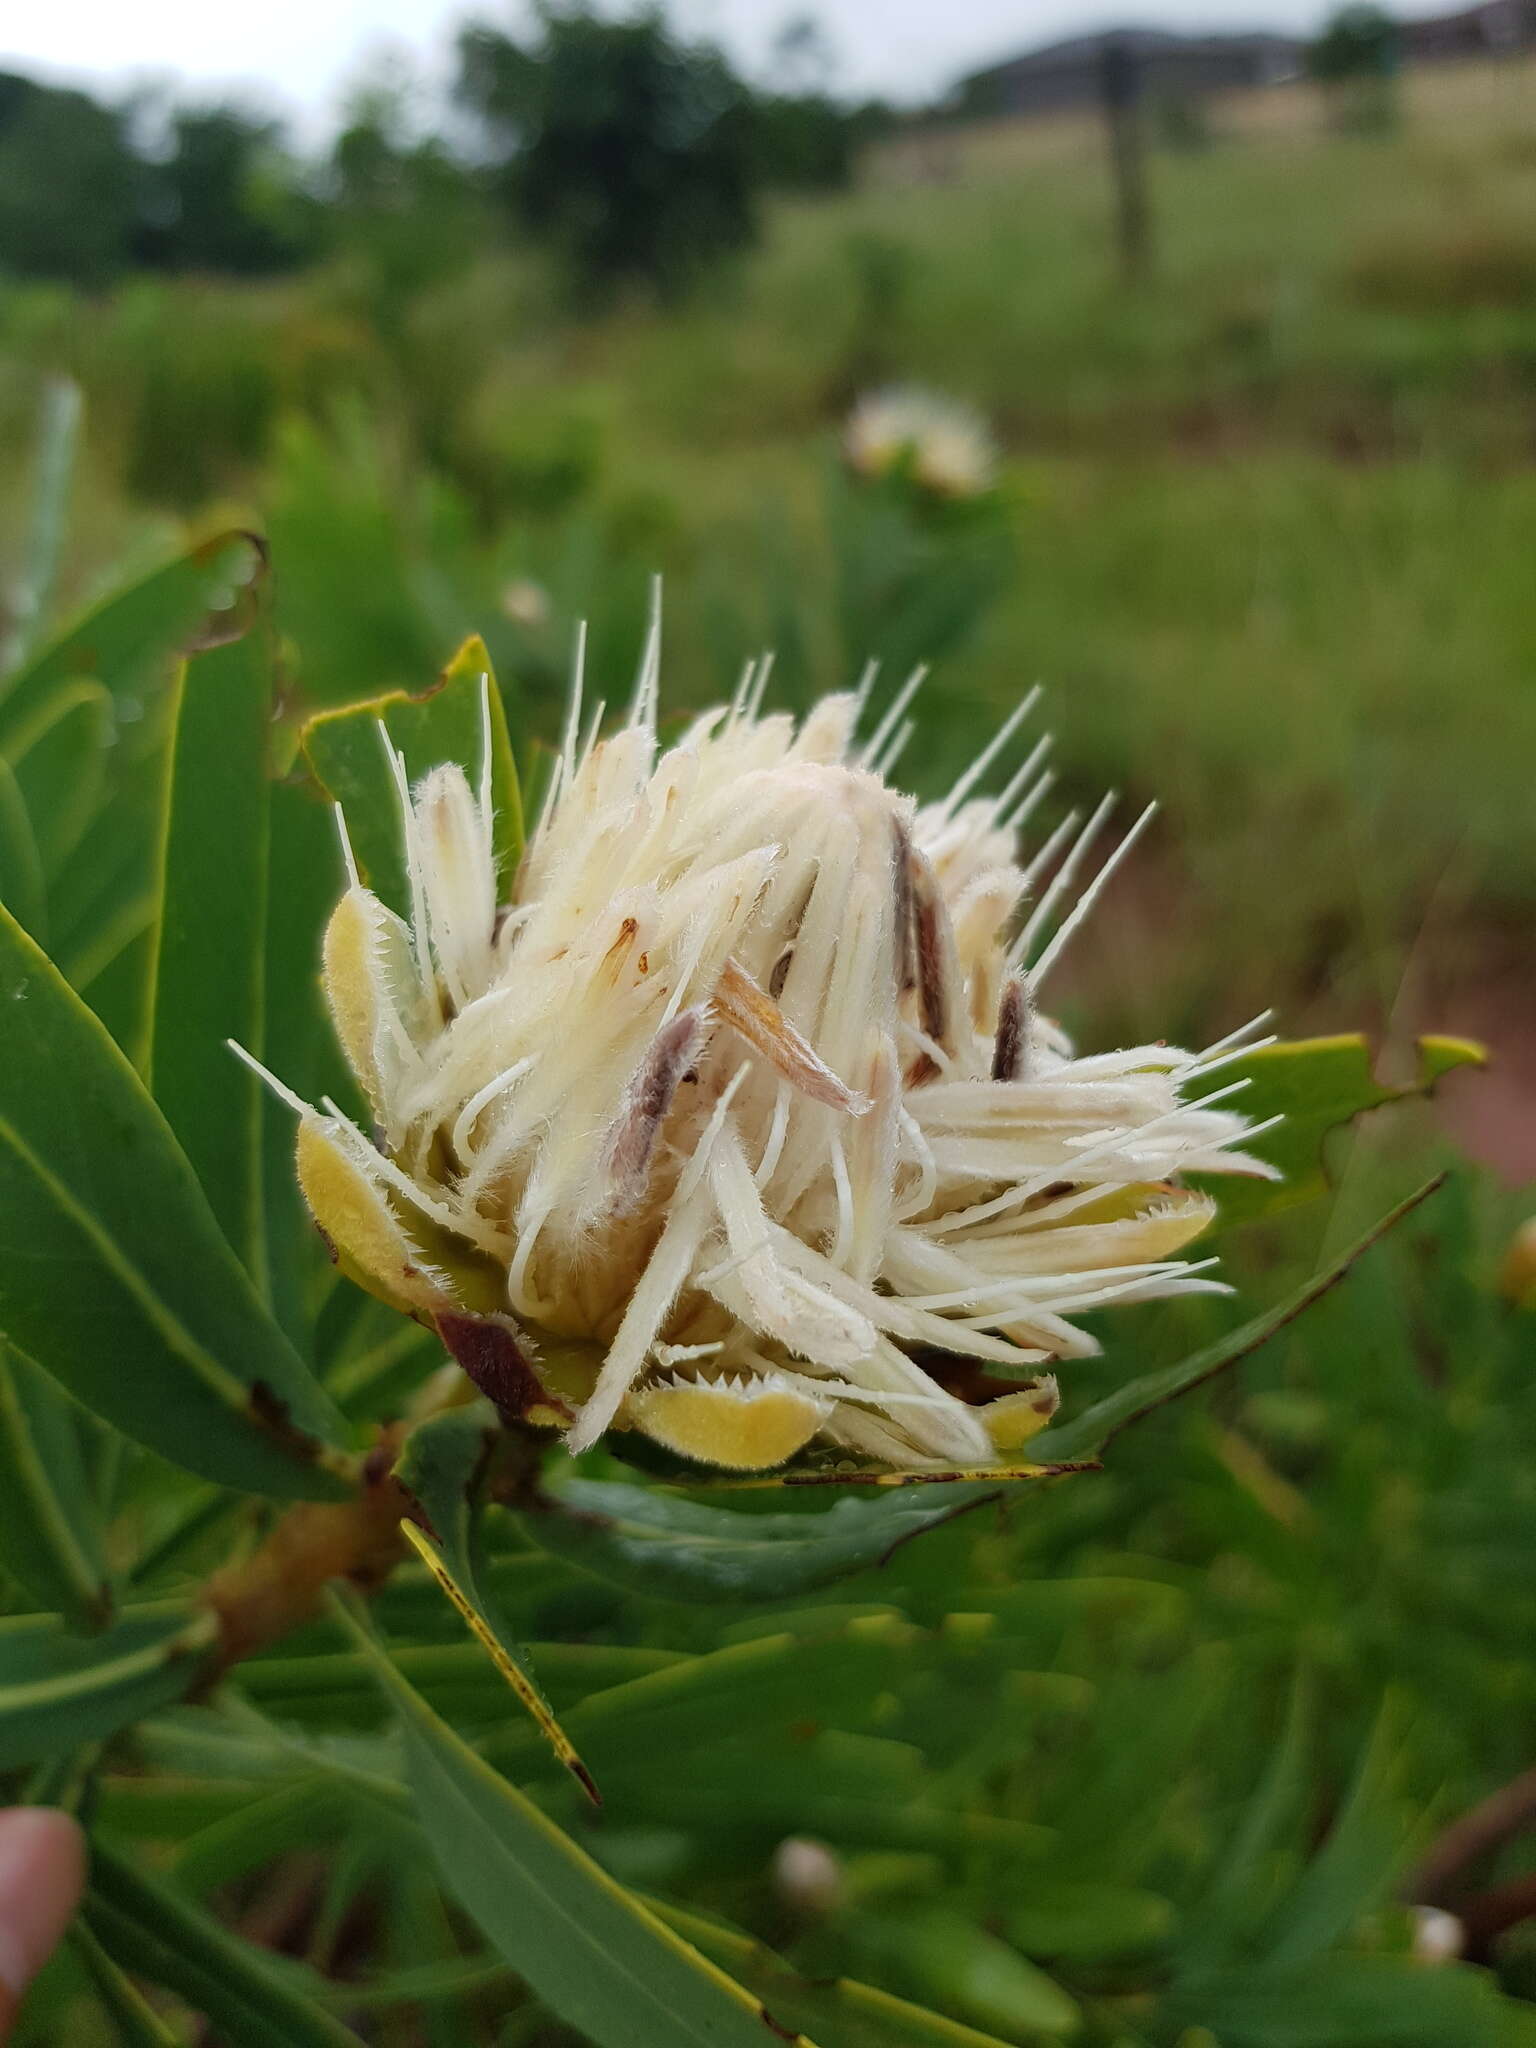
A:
135,104,318,274
1308,4,1402,131
455,4,760,300
0,74,141,284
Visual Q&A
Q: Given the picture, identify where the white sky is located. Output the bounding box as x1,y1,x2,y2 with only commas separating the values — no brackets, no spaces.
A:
1,0,1347,126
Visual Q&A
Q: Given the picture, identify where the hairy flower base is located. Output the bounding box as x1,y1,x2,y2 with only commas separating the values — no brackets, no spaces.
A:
247,657,1278,1474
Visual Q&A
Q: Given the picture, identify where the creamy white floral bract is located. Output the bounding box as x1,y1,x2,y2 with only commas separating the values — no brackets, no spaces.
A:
844,386,999,499
243,653,1279,1473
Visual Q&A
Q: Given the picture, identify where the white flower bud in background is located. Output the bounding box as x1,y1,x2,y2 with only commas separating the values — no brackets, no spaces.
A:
772,1836,846,1918
240,640,1280,1476
844,386,999,499
501,578,552,630
1411,1905,1465,1965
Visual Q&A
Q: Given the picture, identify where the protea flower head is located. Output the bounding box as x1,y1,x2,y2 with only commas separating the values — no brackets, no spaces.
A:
243,643,1279,1474
844,386,999,499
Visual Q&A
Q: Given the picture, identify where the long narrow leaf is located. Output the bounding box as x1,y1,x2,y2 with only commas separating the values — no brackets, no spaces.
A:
335,1594,821,2048
147,630,273,1278
1033,1179,1442,1461
1,680,112,875
0,1343,110,1629
395,1405,596,1800
0,1604,216,1768
85,1838,364,2048
0,904,350,1497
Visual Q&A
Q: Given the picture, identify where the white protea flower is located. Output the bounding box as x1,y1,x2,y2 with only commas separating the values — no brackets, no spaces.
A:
844,386,999,499
243,643,1279,1475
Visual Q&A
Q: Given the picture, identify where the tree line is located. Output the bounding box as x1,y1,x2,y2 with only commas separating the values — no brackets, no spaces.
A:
0,5,892,299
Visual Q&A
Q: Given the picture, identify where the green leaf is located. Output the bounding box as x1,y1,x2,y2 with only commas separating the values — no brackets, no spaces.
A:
0,754,46,941
394,1404,596,1801
1,680,112,874
1194,1035,1484,1224
335,1594,822,2048
0,1343,111,1629
260,778,356,1349
0,532,267,747
851,1907,1080,2040
1032,1179,1442,1462
300,635,522,920
0,903,350,1498
146,628,273,1278
1160,1955,1507,2048
170,1777,350,1896
0,1603,216,1768
653,1899,1028,2048
520,1474,1019,1604
1,377,81,672
1256,1702,1414,1970
68,1920,186,2047
1181,1676,1314,1970
85,1838,365,2048
490,1615,909,1783
1006,1880,1174,1960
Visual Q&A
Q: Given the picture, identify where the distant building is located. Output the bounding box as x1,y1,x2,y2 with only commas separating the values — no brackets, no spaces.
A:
954,27,1303,119
1400,0,1536,58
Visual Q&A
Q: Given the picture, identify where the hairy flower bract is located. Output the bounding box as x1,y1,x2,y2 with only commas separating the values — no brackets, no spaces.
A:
250,650,1278,1474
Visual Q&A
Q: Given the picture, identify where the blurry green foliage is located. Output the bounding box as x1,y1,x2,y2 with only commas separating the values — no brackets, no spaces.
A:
0,74,142,287
456,5,761,302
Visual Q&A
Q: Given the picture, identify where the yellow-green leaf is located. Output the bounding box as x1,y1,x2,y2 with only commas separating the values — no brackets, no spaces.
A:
301,636,521,920
393,1404,596,1802
1194,1034,1484,1224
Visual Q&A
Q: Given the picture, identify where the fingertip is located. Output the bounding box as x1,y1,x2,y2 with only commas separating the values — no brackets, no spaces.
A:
0,1808,87,2029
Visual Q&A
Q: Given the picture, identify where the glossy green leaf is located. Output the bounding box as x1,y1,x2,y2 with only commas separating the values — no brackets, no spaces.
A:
654,1900,1026,2048
1033,1179,1442,1462
0,532,266,746
69,1920,186,2047
0,1603,216,1768
336,1595,821,2048
301,634,522,920
1194,1035,1484,1224
520,1473,1017,1604
0,754,46,941
146,628,273,1276
0,903,350,1497
0,1343,111,1629
395,1405,596,1797
85,1838,364,2048
1,680,111,873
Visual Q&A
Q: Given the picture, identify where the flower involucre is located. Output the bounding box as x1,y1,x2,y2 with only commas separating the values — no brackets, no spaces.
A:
257,658,1279,1474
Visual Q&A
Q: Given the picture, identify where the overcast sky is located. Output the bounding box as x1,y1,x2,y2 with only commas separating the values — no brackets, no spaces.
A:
2,0,1352,125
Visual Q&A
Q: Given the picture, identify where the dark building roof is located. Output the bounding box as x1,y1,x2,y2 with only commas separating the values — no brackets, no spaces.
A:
1400,0,1536,55
955,26,1303,115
